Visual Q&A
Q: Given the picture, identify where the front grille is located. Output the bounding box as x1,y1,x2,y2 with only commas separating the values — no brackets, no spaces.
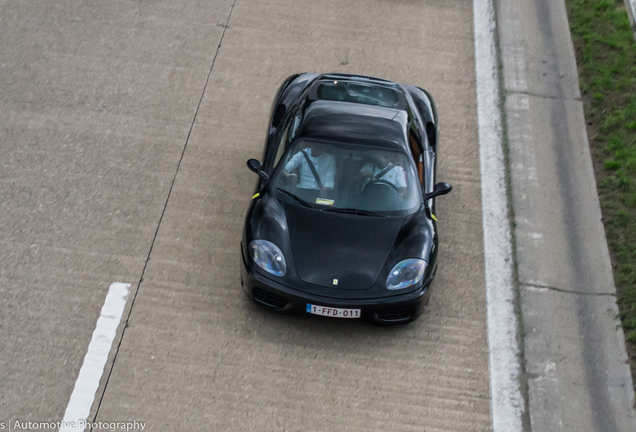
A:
252,287,289,309
376,305,416,322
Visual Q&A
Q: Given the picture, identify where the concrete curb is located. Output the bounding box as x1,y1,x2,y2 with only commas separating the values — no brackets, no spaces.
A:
495,0,636,430
623,0,636,41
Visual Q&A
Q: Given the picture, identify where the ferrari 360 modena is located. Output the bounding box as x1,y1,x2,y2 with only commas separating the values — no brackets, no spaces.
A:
240,73,451,324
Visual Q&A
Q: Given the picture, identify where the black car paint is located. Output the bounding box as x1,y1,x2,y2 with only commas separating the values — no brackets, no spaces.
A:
241,73,447,324
298,102,408,150
242,192,437,298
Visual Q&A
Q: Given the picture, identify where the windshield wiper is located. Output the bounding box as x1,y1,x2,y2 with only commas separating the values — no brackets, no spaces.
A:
276,188,313,208
276,190,385,216
323,207,385,217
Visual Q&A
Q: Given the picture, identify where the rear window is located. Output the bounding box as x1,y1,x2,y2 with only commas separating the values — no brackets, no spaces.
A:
316,82,401,108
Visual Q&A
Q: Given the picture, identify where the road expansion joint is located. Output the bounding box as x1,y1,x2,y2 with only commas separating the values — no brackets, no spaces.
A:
520,282,617,297
88,0,238,423
506,89,581,102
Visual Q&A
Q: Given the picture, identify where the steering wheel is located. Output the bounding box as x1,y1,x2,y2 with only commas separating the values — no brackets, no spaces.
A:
363,178,400,194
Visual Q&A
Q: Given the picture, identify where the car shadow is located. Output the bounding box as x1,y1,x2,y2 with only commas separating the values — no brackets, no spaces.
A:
238,294,433,354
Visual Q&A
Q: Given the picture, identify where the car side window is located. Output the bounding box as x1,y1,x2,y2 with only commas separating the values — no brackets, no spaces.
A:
273,124,290,168
408,128,424,184
273,111,302,168
291,113,301,139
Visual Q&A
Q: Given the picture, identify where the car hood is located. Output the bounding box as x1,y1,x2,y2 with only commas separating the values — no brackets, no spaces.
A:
285,204,403,289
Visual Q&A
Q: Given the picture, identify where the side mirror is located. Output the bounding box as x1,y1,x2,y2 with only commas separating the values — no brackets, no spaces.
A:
424,182,452,200
246,159,270,182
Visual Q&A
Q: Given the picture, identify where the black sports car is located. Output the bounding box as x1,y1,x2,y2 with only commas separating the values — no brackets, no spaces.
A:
240,73,451,324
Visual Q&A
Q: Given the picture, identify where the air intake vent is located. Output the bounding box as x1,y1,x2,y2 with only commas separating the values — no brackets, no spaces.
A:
376,305,416,322
321,73,393,84
252,287,288,309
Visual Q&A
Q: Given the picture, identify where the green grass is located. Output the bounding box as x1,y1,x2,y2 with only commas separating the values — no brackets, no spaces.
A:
565,0,636,381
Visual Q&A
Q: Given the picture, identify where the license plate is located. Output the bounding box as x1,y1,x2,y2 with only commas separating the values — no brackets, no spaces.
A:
306,304,361,319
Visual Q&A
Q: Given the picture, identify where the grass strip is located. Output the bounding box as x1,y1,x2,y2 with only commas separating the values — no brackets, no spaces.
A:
565,0,636,387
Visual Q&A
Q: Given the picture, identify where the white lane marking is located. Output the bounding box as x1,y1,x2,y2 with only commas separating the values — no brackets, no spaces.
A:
60,282,131,432
473,0,525,431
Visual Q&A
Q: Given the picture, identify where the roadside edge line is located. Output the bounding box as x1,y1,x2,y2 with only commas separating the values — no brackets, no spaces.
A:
59,283,130,432
473,0,525,430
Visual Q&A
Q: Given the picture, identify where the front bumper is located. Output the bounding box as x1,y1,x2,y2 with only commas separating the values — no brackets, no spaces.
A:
240,251,434,324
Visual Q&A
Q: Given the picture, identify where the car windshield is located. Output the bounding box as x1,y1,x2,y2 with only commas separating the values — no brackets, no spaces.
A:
270,139,421,216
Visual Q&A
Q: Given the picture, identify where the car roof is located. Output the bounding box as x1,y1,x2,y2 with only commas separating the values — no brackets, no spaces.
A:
297,100,410,151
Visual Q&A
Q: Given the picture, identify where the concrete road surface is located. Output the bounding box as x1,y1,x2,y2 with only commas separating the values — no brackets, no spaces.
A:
497,0,636,430
1,0,490,431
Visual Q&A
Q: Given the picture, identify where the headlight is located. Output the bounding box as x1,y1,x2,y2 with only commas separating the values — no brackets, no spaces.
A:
386,259,427,290
250,240,287,277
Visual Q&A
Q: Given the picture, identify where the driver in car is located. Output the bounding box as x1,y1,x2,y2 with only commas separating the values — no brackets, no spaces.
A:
359,154,407,196
283,143,336,200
